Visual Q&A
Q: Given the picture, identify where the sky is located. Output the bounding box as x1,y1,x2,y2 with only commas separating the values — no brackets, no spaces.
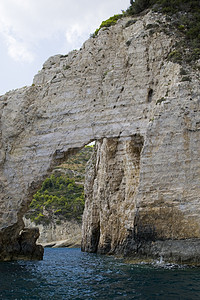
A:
0,0,130,95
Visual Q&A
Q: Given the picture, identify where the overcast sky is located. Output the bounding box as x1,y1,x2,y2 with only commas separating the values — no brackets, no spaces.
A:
0,0,130,95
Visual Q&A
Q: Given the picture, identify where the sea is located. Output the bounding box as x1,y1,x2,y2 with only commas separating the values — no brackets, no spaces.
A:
0,248,200,299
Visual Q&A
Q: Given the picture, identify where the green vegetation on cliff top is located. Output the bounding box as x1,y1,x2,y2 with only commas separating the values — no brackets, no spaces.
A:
93,14,123,37
128,0,200,47
129,0,200,63
128,0,200,15
94,0,200,63
26,146,93,225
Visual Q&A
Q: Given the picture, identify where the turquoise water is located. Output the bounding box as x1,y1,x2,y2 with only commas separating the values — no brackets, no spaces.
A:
0,248,200,299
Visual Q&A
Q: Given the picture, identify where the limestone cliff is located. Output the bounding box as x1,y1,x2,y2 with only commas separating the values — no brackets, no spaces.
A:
0,10,200,262
24,218,82,248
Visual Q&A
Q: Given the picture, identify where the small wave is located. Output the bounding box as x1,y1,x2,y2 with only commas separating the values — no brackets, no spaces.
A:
152,256,188,270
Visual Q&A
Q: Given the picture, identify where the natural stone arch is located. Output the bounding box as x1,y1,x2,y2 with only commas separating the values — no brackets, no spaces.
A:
0,12,200,262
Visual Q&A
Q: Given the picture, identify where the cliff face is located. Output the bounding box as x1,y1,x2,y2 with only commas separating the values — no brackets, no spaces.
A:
24,218,82,248
82,137,200,264
0,11,200,262
82,137,143,254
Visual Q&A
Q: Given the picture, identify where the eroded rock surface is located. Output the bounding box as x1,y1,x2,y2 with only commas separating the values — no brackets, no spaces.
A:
0,227,43,261
0,11,200,262
82,137,200,264
24,218,82,248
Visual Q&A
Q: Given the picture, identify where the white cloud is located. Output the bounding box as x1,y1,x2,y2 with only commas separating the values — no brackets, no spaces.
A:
0,0,130,61
65,25,81,44
3,34,34,62
0,0,130,94
65,24,87,50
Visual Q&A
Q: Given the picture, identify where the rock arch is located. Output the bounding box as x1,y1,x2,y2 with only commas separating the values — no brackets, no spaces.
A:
0,12,200,262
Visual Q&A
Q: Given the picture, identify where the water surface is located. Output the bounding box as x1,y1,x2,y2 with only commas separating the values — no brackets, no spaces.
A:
0,248,200,299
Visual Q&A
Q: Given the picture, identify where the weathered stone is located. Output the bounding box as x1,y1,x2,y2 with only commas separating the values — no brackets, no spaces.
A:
24,218,82,248
0,227,43,261
0,11,200,262
82,136,200,264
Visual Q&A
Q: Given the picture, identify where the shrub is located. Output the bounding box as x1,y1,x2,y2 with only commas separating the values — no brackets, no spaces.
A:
131,0,152,14
126,1,200,61
27,175,85,223
168,50,182,63
93,14,122,37
26,146,93,224
126,0,154,15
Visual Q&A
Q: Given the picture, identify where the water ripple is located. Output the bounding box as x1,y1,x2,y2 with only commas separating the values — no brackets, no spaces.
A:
0,248,200,299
